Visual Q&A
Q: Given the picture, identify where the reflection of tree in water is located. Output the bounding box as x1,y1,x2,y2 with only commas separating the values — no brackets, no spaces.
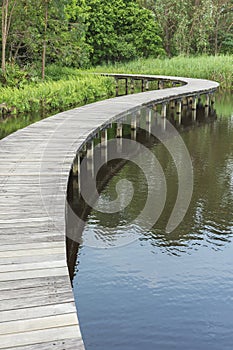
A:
67,102,233,278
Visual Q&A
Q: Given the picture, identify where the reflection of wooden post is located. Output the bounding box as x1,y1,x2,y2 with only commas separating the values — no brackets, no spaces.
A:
192,110,197,121
178,113,182,125
73,154,81,189
136,111,141,128
210,93,215,105
153,104,157,112
205,106,209,118
87,140,94,177
131,116,137,130
146,109,152,134
161,102,167,118
131,129,136,140
73,154,80,176
162,117,166,131
205,94,210,107
176,100,182,114
101,129,108,163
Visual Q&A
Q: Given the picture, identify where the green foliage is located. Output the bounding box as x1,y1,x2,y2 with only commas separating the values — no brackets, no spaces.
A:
0,74,115,114
83,0,165,65
0,62,40,88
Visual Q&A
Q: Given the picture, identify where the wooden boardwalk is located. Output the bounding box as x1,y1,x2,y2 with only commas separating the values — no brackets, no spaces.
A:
0,75,218,349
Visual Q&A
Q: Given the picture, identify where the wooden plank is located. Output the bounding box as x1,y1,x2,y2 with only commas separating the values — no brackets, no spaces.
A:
0,275,70,292
2,338,84,350
0,313,78,335
0,292,74,312
0,266,68,282
0,325,81,349
0,247,65,259
0,302,77,323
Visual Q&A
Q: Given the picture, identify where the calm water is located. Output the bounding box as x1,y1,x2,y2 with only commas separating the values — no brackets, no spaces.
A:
70,92,233,350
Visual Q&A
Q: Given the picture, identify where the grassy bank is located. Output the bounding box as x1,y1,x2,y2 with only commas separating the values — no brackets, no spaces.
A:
0,55,231,116
92,55,233,90
0,74,114,114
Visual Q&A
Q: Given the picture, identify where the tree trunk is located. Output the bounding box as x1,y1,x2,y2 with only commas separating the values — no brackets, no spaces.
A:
42,1,48,80
1,0,8,74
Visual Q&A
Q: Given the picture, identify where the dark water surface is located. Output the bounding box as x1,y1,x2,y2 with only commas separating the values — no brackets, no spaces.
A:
70,92,233,350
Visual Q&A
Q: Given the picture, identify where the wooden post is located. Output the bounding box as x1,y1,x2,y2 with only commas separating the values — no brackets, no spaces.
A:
170,100,176,109
125,78,128,95
182,97,188,106
117,123,123,138
158,80,164,90
141,79,145,92
115,78,119,97
130,79,134,94
145,80,149,91
191,96,197,110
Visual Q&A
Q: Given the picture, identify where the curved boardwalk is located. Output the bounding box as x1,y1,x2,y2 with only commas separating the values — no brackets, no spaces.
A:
0,75,218,349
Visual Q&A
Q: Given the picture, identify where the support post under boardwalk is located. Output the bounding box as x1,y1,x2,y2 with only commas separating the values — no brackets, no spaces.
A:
115,77,119,97
170,100,175,109
182,97,188,106
125,78,128,95
130,78,134,94
191,96,197,110
158,80,164,90
141,79,145,92
117,122,123,138
131,115,137,130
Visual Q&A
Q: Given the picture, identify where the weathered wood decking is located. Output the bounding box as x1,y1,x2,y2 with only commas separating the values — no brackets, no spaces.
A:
0,75,219,349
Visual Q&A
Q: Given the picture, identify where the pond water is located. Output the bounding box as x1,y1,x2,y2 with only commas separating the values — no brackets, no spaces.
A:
68,92,233,350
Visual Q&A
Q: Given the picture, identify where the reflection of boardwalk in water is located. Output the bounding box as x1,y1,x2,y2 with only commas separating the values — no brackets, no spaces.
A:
0,74,218,349
67,102,221,278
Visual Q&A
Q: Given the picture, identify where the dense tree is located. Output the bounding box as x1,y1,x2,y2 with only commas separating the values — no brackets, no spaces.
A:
138,0,233,56
83,0,164,65
0,0,232,77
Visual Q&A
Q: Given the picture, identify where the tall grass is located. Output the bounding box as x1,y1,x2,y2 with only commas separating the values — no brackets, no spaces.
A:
0,75,114,114
91,55,233,90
